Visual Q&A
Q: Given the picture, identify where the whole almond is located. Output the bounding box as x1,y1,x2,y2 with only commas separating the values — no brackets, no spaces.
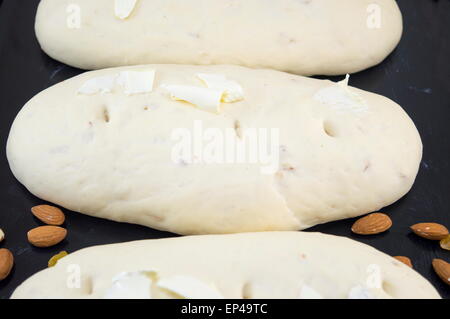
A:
0,248,14,281
410,223,449,240
31,205,65,226
0,228,4,243
432,259,450,286
351,213,392,235
393,256,413,268
27,226,67,248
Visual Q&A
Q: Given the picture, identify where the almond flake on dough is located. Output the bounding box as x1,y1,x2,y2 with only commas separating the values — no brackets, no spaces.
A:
338,74,350,87
347,285,373,299
104,270,157,299
197,73,244,103
161,84,223,113
313,74,368,113
298,284,323,299
117,70,155,95
78,75,118,95
114,0,138,20
156,275,224,299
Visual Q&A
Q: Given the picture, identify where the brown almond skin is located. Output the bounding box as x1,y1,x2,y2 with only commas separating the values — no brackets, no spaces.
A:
393,256,413,268
432,259,450,286
31,205,65,226
410,223,449,240
27,226,67,248
0,248,14,281
351,213,392,235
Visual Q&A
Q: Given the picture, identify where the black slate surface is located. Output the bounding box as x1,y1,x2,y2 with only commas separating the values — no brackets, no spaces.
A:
0,0,449,299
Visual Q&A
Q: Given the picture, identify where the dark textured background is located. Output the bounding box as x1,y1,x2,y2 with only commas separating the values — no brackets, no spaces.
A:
0,0,449,299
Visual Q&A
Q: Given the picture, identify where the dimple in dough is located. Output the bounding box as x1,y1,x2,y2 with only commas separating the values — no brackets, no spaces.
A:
6,65,422,235
10,232,440,299
35,0,403,75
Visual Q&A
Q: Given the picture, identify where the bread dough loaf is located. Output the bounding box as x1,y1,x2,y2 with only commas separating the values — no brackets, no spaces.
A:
6,65,422,235
35,0,403,75
11,232,440,299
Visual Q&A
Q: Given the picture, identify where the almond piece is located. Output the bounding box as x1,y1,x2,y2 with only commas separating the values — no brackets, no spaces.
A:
440,235,450,251
410,223,449,240
351,213,392,235
432,259,450,286
31,205,65,226
27,226,67,248
393,256,413,268
0,248,14,281
0,228,4,243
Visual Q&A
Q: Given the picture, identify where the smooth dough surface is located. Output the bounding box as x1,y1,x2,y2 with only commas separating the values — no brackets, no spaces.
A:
35,0,403,75
7,65,422,235
11,232,440,299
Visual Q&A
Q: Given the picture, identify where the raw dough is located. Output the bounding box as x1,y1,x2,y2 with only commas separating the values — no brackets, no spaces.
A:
35,0,403,75
11,232,440,299
6,65,422,235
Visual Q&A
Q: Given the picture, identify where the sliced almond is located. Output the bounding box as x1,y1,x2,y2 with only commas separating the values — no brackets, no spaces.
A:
440,235,450,251
27,226,67,248
31,205,65,226
0,248,14,281
410,223,449,240
432,259,450,286
351,213,392,235
0,228,4,243
393,256,413,268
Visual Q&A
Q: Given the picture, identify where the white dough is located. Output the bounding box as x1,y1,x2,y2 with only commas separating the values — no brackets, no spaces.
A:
10,232,440,299
35,0,403,75
6,65,422,235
